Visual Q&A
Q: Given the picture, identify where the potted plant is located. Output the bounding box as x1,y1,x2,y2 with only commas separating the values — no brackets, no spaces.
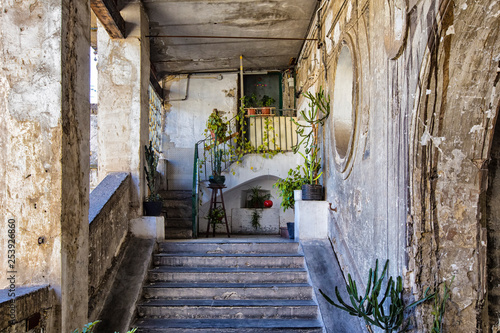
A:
273,166,306,239
273,166,306,212
144,141,163,216
247,185,271,208
261,95,275,115
292,87,330,200
208,147,225,185
243,94,258,116
205,206,225,234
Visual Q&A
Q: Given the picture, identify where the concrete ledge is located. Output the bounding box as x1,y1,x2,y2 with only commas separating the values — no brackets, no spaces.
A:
295,200,329,240
130,216,165,240
95,237,156,333
89,172,130,223
301,240,364,333
88,172,131,322
0,285,56,332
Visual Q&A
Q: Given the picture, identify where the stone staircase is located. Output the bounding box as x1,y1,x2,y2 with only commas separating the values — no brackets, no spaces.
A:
161,190,193,239
132,241,324,332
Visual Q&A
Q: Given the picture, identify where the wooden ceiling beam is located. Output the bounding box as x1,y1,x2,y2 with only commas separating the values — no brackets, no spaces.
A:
91,0,126,39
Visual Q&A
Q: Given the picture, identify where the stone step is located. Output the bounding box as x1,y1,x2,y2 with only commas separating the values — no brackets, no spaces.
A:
160,190,192,200
137,299,318,319
148,267,309,283
165,228,192,239
166,218,192,228
162,202,192,218
153,253,305,268
158,242,300,254
142,282,313,300
132,318,323,332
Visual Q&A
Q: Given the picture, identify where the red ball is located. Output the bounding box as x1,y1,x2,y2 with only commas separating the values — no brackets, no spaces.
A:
264,200,273,208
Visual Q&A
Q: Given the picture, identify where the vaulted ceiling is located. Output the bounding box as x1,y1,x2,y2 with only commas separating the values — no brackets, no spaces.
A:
142,0,320,77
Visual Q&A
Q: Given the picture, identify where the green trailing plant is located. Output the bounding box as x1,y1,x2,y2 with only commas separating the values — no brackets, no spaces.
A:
248,185,271,208
319,259,435,333
205,108,228,140
72,321,137,333
251,209,262,229
291,87,330,185
273,166,306,211
144,140,161,202
431,276,454,333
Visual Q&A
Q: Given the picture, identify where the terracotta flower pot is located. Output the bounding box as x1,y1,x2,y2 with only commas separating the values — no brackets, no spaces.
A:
262,107,271,115
247,108,256,116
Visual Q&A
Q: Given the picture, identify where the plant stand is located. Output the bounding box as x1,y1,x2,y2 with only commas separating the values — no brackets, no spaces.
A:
206,184,230,238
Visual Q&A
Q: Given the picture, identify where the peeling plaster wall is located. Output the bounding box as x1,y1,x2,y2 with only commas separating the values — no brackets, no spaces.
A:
162,73,239,190
295,0,500,330
97,2,150,216
0,0,90,332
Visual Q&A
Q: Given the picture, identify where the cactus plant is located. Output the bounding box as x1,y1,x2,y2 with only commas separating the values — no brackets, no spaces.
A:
319,259,434,333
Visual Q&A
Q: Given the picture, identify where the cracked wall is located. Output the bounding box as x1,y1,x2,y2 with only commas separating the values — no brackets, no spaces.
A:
295,0,500,330
0,0,91,331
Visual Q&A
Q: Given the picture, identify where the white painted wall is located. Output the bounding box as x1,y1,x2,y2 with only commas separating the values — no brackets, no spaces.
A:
162,73,239,190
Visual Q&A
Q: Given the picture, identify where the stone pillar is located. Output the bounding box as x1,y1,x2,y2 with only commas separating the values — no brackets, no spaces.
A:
0,1,90,332
97,2,150,216
295,200,329,240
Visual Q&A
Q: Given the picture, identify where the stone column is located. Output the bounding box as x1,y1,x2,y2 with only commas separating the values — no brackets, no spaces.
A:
97,2,150,217
0,1,90,332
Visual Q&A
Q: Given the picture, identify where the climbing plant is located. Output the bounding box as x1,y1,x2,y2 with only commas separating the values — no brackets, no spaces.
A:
200,100,285,176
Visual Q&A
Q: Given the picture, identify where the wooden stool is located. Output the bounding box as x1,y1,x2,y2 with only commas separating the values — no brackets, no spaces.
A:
206,184,230,238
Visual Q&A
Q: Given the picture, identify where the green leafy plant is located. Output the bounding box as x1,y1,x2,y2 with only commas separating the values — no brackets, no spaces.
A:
144,140,161,202
319,259,435,333
251,209,262,229
205,206,225,229
72,321,137,333
243,94,258,108
206,108,228,140
292,87,330,185
261,95,275,107
431,276,454,333
273,166,306,211
247,185,271,208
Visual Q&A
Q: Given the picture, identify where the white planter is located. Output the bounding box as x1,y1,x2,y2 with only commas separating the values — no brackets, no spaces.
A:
294,189,302,201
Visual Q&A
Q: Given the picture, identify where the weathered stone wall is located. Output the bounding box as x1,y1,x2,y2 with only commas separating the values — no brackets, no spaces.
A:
88,173,131,320
295,0,500,330
97,2,150,216
0,1,90,331
0,286,57,333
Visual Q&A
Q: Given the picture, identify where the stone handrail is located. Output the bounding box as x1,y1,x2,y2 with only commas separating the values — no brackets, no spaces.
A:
88,172,131,319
